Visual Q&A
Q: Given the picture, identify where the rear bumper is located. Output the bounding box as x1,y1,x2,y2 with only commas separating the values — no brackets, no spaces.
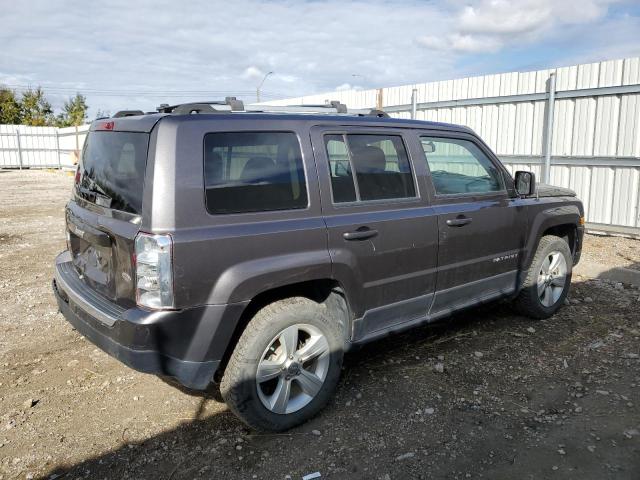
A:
53,251,247,390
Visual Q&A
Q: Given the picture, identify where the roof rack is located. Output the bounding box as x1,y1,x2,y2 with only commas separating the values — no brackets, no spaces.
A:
149,98,390,118
157,97,245,114
113,110,145,118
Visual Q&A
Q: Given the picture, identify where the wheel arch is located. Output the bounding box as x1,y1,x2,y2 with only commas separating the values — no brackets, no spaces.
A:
542,223,578,256
522,205,582,271
213,278,353,382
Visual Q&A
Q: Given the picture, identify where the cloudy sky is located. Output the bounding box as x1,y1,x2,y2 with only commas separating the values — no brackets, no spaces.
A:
1,0,639,117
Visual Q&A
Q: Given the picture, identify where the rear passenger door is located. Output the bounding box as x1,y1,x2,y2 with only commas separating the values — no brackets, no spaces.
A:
417,132,527,315
310,126,439,342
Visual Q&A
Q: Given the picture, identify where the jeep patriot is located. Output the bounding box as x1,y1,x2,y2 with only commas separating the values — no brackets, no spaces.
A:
53,99,584,430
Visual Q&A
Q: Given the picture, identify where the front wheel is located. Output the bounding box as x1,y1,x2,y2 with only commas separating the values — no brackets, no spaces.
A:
513,235,573,319
220,297,344,431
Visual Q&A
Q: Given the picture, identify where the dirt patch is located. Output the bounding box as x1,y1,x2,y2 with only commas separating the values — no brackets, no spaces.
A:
0,171,638,480
583,234,640,271
0,234,23,244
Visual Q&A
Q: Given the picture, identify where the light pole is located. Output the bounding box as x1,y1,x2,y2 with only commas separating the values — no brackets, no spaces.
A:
256,71,274,103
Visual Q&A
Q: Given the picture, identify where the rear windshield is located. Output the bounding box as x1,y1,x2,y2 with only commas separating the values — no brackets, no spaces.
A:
77,131,149,214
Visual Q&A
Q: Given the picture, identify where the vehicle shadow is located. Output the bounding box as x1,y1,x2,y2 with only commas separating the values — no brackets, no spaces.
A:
40,265,639,480
39,297,530,479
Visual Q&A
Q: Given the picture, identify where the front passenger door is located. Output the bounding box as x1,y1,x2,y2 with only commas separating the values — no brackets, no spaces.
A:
419,134,527,315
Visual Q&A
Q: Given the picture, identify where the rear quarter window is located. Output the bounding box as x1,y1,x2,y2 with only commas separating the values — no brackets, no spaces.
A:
203,132,308,214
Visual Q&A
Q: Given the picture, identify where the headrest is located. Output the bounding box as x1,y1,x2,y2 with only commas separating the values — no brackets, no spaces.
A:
350,146,386,173
241,156,277,183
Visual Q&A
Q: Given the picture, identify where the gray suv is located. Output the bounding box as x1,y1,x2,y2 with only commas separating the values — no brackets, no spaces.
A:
53,99,584,431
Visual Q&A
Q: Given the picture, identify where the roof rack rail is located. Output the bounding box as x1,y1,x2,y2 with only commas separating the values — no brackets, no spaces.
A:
112,110,145,118
149,98,392,118
245,100,359,114
330,100,348,113
157,97,245,114
362,109,389,118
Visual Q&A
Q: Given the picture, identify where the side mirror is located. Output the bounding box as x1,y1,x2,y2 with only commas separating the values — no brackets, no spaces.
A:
421,140,436,154
515,171,536,196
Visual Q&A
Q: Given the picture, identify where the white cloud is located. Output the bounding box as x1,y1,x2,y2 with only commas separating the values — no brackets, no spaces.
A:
0,0,454,114
0,0,636,116
335,83,353,91
242,66,265,80
427,0,623,56
276,74,298,83
458,0,615,34
417,33,501,53
458,1,553,35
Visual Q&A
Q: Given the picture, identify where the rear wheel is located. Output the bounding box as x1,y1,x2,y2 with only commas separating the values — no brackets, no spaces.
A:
514,235,573,319
220,297,344,431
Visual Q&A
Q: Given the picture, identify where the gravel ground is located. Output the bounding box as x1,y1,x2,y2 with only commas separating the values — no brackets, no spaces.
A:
0,170,639,480
582,234,640,271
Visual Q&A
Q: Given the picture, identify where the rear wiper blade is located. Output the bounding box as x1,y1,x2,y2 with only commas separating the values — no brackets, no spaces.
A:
85,177,110,197
78,185,113,208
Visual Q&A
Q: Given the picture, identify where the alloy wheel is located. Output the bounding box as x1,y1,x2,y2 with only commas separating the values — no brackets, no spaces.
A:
256,324,330,414
537,251,568,307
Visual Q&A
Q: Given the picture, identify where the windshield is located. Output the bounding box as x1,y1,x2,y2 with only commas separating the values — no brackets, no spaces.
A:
77,131,149,214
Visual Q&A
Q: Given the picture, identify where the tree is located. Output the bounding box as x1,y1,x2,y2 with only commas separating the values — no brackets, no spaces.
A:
56,93,88,127
21,87,54,126
0,87,22,124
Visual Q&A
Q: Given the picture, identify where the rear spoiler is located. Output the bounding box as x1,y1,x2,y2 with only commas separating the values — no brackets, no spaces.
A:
90,114,167,133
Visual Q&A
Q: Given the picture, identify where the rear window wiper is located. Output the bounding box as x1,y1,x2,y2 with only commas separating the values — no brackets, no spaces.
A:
77,182,113,208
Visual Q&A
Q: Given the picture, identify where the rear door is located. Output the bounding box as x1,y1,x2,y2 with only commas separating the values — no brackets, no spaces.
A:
311,126,438,342
416,131,527,315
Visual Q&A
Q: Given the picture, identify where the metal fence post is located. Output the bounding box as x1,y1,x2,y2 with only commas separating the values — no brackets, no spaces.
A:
543,73,556,184
411,88,418,119
376,88,384,110
15,129,23,170
55,129,61,169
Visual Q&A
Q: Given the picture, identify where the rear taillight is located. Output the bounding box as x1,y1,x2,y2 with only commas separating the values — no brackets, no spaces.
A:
74,165,81,184
134,233,174,310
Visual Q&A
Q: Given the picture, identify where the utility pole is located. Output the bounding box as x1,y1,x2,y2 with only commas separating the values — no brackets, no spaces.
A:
256,71,274,103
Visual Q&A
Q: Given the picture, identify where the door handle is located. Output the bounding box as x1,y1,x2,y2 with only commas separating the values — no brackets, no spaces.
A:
446,217,472,227
343,228,379,241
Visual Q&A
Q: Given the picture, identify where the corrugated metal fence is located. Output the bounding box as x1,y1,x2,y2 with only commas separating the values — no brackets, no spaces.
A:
0,124,89,169
1,58,639,234
263,57,640,235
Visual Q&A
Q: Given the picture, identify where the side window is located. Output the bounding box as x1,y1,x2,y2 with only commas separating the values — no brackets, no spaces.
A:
324,133,416,202
420,136,504,195
203,132,307,214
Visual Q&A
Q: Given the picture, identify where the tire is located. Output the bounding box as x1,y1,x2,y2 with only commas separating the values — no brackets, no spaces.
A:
220,297,344,431
513,235,573,319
